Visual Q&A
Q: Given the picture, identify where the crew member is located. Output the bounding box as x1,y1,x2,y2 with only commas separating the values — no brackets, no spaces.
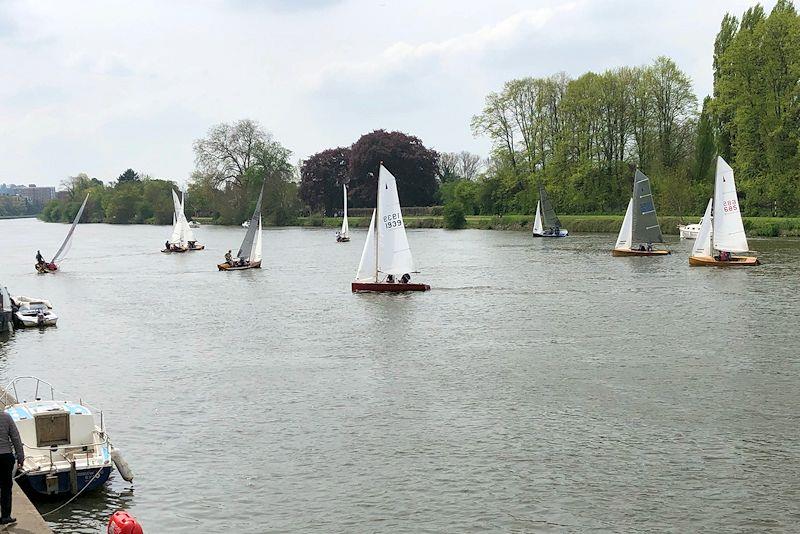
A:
0,409,24,525
225,250,233,264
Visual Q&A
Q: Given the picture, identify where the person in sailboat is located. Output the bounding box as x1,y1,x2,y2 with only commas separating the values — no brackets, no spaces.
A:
188,240,196,250
387,275,395,283
225,250,233,265
646,243,653,252
35,250,44,265
400,273,411,284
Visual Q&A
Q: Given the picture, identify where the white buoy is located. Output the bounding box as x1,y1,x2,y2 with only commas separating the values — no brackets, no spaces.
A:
111,448,134,482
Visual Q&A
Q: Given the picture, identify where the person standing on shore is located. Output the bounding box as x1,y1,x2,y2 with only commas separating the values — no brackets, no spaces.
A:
0,411,24,525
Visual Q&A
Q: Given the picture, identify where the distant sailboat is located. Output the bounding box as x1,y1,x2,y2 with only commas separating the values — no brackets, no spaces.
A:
218,185,263,271
336,183,350,243
612,170,670,256
163,189,204,253
36,193,89,273
352,164,430,292
689,157,759,266
532,183,568,237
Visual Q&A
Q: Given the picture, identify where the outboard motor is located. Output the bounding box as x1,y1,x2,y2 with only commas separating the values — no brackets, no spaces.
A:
37,310,45,326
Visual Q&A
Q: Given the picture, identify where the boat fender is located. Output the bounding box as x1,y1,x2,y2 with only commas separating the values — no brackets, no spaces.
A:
111,449,134,482
108,510,143,534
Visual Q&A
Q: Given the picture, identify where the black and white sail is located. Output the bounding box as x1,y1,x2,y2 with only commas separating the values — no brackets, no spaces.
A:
537,182,562,229
236,185,264,262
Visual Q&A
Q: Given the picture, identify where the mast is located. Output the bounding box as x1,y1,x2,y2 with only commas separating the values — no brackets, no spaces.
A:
374,163,380,282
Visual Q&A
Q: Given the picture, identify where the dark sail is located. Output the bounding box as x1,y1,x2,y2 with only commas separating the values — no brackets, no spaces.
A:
538,182,561,228
631,170,664,244
236,184,264,261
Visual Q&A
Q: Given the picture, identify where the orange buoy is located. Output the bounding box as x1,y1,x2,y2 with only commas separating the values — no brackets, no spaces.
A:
108,511,143,534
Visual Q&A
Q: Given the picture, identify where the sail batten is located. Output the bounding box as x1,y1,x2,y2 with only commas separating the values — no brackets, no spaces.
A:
51,193,89,263
631,170,664,244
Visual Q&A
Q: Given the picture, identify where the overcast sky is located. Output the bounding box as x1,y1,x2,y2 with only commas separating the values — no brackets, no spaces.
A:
0,0,776,187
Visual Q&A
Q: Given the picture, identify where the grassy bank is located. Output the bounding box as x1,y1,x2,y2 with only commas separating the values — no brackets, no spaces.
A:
293,214,800,237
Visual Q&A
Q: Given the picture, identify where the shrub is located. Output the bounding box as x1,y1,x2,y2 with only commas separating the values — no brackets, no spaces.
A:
443,202,466,229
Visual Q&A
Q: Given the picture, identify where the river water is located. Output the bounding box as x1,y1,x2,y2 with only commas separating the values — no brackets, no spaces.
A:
0,218,798,533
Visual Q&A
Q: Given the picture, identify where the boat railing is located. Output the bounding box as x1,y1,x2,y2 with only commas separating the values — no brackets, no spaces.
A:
1,376,105,431
21,435,110,454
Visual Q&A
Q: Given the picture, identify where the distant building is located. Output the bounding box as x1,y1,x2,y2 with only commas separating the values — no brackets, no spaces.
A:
0,183,55,204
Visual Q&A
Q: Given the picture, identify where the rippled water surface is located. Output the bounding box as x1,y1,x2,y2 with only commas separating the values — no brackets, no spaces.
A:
1,218,799,533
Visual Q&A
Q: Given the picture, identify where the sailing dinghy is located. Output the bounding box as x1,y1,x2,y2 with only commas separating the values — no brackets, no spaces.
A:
532,183,568,237
336,183,351,242
612,170,670,256
36,193,89,273
218,185,263,271
689,157,759,266
352,165,430,292
162,189,204,253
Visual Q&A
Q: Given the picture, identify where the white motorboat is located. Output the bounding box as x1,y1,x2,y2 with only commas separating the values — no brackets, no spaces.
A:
188,220,200,228
678,219,704,239
12,296,57,328
2,376,133,496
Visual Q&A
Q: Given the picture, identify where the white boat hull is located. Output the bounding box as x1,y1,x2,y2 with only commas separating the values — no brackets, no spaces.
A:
15,313,58,327
678,224,701,239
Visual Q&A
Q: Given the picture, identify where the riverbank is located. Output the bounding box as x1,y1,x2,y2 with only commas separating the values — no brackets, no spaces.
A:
294,214,800,237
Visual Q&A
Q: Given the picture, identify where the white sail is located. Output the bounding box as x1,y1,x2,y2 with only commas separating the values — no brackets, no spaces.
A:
181,189,195,243
533,200,543,235
355,210,377,282
251,214,263,262
169,190,183,245
51,193,89,263
614,198,633,250
692,198,714,258
377,165,415,277
712,156,749,252
340,184,350,239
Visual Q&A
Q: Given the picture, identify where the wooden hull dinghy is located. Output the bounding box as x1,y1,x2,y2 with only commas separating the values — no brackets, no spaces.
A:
36,193,89,274
612,170,670,257
161,246,188,253
352,165,430,293
532,183,568,238
612,248,671,257
690,157,760,267
2,377,133,496
351,282,430,292
219,184,264,272
218,260,262,271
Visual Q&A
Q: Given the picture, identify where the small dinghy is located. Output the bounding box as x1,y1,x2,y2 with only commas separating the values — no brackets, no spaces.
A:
2,376,133,496
612,170,671,256
11,297,57,328
352,164,430,292
162,189,204,253
218,185,263,271
36,193,89,273
532,182,568,237
690,157,759,266
336,183,351,243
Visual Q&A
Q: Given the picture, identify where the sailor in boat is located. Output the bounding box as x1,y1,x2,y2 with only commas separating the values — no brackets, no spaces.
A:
647,243,653,252
400,273,411,284
387,275,395,283
225,250,233,265
0,408,24,526
188,240,197,250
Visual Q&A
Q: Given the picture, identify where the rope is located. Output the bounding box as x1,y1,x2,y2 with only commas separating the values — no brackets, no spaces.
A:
38,465,106,517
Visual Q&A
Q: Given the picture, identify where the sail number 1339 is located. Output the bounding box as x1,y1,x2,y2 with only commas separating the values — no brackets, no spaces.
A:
383,212,403,229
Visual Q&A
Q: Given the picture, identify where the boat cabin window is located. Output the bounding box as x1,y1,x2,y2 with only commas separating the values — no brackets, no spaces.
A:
35,412,71,447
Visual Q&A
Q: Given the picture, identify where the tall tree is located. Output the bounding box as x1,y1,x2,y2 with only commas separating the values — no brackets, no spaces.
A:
298,147,351,214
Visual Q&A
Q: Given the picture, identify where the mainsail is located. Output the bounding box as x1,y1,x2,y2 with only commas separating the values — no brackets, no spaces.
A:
532,200,543,235
237,185,264,262
692,198,714,258
630,170,664,244
538,182,561,228
377,165,414,277
51,193,89,263
340,184,350,239
615,198,633,250
712,156,749,253
169,190,184,246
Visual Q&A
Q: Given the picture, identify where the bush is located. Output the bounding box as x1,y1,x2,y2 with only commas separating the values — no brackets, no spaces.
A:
443,202,466,229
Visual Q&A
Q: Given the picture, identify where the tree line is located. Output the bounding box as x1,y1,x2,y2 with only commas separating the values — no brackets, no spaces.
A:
41,1,799,225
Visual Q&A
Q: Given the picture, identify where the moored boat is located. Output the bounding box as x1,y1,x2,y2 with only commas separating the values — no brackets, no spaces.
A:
612,170,671,256
351,164,430,293
218,185,263,271
532,182,568,237
678,220,704,239
689,157,760,266
11,297,57,328
336,183,351,243
2,376,133,496
36,193,89,273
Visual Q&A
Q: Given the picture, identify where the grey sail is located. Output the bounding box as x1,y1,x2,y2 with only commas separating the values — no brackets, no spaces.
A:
236,185,264,261
52,193,89,263
630,169,664,243
538,182,561,228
